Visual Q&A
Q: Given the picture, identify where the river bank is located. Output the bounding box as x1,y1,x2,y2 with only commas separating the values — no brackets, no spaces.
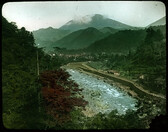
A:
66,69,138,117
61,62,166,126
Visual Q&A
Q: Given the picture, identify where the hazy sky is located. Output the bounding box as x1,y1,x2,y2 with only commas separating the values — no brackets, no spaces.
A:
2,1,166,31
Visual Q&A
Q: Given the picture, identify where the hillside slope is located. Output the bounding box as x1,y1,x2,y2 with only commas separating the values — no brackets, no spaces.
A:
32,27,71,51
86,29,147,53
52,27,104,50
147,16,166,27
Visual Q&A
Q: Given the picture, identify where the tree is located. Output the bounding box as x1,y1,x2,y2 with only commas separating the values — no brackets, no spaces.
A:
40,69,88,124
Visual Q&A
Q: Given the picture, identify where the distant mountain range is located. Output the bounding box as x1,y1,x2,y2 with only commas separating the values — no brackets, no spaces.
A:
32,14,166,52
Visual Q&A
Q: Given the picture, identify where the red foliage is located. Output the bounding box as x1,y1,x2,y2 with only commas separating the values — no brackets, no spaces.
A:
40,69,88,124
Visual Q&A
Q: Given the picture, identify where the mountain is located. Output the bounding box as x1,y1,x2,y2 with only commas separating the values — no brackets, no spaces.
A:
51,27,104,50
59,14,137,32
147,16,166,27
86,29,147,53
99,27,119,36
32,27,71,51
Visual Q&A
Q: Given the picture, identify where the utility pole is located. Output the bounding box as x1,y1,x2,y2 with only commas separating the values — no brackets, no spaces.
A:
37,47,40,112
37,50,39,76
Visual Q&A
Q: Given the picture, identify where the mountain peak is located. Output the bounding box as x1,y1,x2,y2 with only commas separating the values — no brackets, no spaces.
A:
47,26,54,30
66,15,92,25
60,14,135,32
92,14,104,19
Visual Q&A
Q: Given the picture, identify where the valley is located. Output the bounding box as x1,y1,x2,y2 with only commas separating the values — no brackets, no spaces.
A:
32,14,166,129
2,2,166,129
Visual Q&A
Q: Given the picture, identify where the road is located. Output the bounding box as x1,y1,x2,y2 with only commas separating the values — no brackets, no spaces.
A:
61,62,166,100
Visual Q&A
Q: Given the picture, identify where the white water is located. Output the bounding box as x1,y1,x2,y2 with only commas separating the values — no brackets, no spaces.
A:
67,69,138,115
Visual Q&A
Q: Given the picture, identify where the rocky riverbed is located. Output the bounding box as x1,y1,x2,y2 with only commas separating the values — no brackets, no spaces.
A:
67,69,138,117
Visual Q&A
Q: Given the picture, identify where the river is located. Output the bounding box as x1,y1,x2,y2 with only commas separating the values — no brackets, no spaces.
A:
67,69,138,117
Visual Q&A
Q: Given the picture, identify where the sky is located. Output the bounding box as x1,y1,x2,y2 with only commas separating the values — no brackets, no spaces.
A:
2,1,166,31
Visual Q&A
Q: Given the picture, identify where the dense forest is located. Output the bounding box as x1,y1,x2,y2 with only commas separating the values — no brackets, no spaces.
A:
2,15,166,129
2,16,88,129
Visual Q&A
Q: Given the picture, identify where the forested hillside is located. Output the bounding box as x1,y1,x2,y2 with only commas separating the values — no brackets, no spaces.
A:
102,27,166,95
32,27,71,51
2,16,44,129
2,16,87,129
86,29,147,53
